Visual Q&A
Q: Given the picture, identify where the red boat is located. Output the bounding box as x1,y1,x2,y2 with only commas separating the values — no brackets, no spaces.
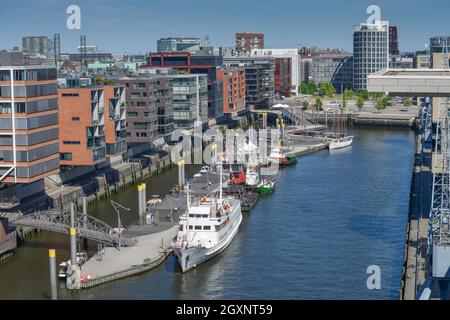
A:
229,170,246,184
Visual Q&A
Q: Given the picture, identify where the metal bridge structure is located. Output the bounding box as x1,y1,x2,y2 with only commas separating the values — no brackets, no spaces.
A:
10,209,137,247
367,66,450,299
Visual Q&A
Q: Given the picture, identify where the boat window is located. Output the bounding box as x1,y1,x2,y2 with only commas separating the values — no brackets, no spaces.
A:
189,225,193,230
195,214,201,218
189,214,195,218
180,225,183,231
194,226,202,230
203,226,211,230
202,214,209,218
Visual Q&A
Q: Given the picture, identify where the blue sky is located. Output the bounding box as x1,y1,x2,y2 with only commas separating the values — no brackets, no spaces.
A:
0,0,449,54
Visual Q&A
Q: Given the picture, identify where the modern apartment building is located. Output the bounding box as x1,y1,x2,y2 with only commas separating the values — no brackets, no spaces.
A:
172,74,208,129
157,37,201,52
216,68,246,114
223,56,275,109
274,57,292,97
0,64,59,183
121,76,173,140
353,21,389,92
58,82,126,168
310,54,353,92
235,33,264,54
389,26,399,55
22,36,53,57
144,52,224,119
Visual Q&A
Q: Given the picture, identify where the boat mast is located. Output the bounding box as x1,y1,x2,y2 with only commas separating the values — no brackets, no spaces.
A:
219,160,223,202
186,184,190,242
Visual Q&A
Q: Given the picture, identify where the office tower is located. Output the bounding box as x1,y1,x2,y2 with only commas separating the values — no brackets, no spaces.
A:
353,21,389,92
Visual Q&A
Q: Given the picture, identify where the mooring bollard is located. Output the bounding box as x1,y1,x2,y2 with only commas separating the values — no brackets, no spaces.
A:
70,227,77,267
138,184,143,216
82,196,88,251
141,183,147,214
48,249,57,300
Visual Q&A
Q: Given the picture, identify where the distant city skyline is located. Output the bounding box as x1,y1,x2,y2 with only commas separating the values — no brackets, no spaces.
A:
1,0,450,54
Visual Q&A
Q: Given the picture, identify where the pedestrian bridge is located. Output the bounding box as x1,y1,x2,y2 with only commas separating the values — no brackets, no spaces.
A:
10,210,137,247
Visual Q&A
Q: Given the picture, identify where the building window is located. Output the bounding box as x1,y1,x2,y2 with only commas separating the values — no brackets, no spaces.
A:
15,102,26,113
62,93,79,97
60,153,73,160
0,103,11,114
63,141,81,145
72,117,80,121
127,112,138,117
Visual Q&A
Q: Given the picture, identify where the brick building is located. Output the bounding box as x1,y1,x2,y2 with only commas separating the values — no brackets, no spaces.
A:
58,82,126,168
216,68,246,114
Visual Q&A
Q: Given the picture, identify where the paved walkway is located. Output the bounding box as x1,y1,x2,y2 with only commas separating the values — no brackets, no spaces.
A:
81,226,179,279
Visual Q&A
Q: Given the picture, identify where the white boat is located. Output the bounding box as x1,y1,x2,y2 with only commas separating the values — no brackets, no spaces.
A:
245,166,259,187
174,165,242,273
199,166,210,175
328,136,353,150
58,251,88,279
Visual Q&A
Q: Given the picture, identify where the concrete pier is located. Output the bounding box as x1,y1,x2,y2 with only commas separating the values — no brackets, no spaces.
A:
402,126,432,300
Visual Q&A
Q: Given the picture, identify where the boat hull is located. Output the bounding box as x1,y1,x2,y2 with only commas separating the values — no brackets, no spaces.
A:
329,137,353,150
175,214,242,273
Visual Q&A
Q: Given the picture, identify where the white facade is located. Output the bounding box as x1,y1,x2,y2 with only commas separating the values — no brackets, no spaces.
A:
250,48,300,93
353,21,390,92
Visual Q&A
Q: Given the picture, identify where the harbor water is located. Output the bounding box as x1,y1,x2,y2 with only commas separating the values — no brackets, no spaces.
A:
0,128,415,300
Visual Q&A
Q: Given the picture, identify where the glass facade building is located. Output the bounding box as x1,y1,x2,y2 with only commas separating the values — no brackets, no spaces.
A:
353,21,389,92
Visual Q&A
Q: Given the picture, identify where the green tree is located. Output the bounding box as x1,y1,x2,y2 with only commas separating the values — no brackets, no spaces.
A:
382,96,389,108
344,89,355,100
319,83,336,97
403,97,412,107
302,100,309,110
342,94,347,109
375,97,388,112
359,90,369,101
315,98,323,111
309,81,318,95
357,96,364,110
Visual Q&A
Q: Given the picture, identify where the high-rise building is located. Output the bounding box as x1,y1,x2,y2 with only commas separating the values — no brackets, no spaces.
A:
121,76,173,140
389,26,399,55
223,56,275,109
311,54,353,92
157,37,201,53
22,36,52,57
353,21,389,92
0,61,59,183
58,82,126,168
250,49,300,94
235,33,264,54
172,74,208,129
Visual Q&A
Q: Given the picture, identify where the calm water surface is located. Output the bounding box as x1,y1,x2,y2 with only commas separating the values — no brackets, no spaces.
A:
0,128,415,299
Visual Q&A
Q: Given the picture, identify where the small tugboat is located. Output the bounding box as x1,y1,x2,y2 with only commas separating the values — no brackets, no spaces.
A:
269,146,297,166
257,179,275,194
229,166,246,184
